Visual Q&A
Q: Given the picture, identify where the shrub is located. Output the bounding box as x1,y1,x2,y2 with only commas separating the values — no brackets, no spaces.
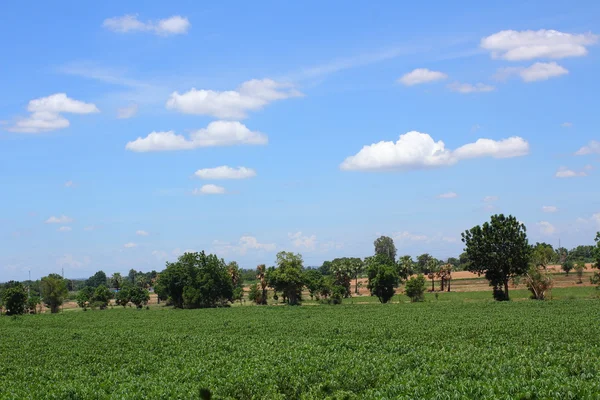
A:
405,275,426,302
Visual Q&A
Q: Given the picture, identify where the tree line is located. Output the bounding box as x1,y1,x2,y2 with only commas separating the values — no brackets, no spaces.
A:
2,214,600,315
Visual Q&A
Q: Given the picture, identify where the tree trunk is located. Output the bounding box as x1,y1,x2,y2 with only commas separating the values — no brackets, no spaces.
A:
431,277,434,292
504,280,509,301
440,277,445,291
447,280,450,292
355,276,359,294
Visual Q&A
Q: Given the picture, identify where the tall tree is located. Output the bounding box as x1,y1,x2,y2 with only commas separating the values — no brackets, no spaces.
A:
417,253,433,274
591,232,600,287
256,264,268,305
374,236,397,263
330,258,353,297
531,242,556,269
40,273,68,313
227,261,244,304
398,255,414,278
437,264,453,292
110,272,123,291
349,258,364,295
366,254,400,303
268,252,305,305
426,258,439,291
1,281,27,315
85,270,107,288
462,214,530,301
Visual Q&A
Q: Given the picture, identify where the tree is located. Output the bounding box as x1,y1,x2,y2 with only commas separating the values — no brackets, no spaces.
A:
256,264,268,305
575,261,585,284
437,264,453,292
40,273,68,313
525,266,553,300
267,252,305,305
458,252,470,271
462,214,530,301
115,286,131,307
405,274,426,302
531,242,555,269
129,286,150,308
446,257,460,269
92,285,113,309
86,271,107,289
248,283,262,304
555,247,569,265
76,286,94,309
330,258,353,297
366,254,400,303
155,251,233,309
110,273,123,291
227,262,244,304
26,295,41,314
562,259,574,276
1,282,27,315
374,236,397,263
416,253,433,274
349,258,364,295
398,255,414,277
319,261,333,276
426,258,439,292
303,269,324,300
128,269,137,284
592,232,600,287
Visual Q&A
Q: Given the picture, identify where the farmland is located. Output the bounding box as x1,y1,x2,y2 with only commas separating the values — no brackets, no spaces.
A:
1,297,599,399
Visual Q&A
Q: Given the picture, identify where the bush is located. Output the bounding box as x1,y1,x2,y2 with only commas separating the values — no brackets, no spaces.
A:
1,283,28,316
525,266,553,300
405,275,426,302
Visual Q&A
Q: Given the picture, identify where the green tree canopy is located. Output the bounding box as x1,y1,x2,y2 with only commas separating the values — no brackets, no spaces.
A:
40,273,68,313
86,270,107,288
267,252,305,305
462,214,530,301
366,254,400,303
405,274,426,302
374,236,397,263
1,281,27,315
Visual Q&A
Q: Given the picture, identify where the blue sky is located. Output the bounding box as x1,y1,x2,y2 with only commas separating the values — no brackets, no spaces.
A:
1,1,600,280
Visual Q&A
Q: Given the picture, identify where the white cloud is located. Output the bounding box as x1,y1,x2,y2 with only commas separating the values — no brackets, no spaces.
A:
437,192,458,199
103,15,190,36
195,166,256,180
483,196,498,202
64,180,74,187
45,215,73,224
561,122,573,128
584,164,594,171
398,68,447,86
213,236,276,256
56,254,91,269
136,230,149,236
123,242,137,248
481,29,598,61
58,226,72,232
117,104,138,119
340,131,528,171
537,221,556,235
392,231,428,242
592,213,600,227
288,232,317,250
125,121,267,152
555,166,587,178
8,93,99,133
447,82,495,93
166,79,302,119
151,250,168,260
193,184,226,195
496,62,568,82
575,140,600,155
542,205,558,213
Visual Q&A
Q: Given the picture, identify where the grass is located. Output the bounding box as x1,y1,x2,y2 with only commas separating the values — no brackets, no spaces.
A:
1,293,599,399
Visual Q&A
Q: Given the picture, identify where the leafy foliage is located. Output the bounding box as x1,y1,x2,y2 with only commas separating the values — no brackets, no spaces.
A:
40,273,68,313
1,282,27,315
462,214,531,301
525,266,554,300
405,274,426,302
366,254,399,303
85,270,108,289
373,235,397,263
267,252,305,305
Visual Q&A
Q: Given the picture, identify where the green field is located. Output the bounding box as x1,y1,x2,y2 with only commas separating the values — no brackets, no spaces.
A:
2,297,600,399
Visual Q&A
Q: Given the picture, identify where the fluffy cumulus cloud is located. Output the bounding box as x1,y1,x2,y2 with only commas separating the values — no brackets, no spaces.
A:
447,82,495,93
8,93,99,133
136,230,149,236
537,221,556,235
483,196,498,202
496,62,568,82
123,242,137,248
125,121,267,152
481,29,598,60
437,192,458,199
555,166,587,178
288,232,317,250
195,166,256,180
64,180,74,187
45,215,73,224
542,205,558,213
193,184,226,195
58,226,72,232
575,140,600,155
392,231,428,242
340,131,529,171
103,15,190,36
166,79,302,119
117,104,138,119
398,68,447,86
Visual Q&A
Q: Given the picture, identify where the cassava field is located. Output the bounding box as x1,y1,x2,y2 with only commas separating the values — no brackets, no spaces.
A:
1,291,600,399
